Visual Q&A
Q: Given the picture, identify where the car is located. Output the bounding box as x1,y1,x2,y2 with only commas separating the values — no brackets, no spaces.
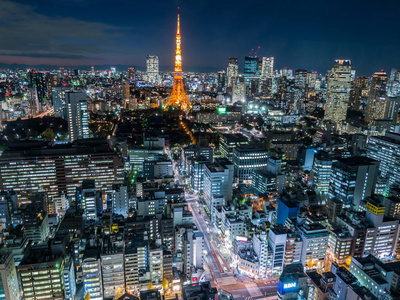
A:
223,267,227,272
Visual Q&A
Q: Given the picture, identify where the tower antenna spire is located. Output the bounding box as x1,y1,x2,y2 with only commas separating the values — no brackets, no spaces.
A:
164,11,192,113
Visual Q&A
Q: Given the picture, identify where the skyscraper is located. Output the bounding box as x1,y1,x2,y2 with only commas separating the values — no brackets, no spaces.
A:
121,82,130,109
227,57,238,87
232,75,246,103
244,56,259,85
65,91,89,141
80,180,98,220
164,13,192,112
293,69,307,113
365,71,388,123
128,66,136,82
328,156,379,209
387,68,400,97
261,56,274,80
0,253,20,300
52,86,70,118
217,70,227,90
324,59,352,125
367,132,400,188
146,55,159,84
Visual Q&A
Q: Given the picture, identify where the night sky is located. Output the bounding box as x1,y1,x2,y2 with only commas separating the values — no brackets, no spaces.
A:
1,0,399,75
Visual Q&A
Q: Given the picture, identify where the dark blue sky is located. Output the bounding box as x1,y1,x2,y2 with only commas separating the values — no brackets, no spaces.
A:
0,0,399,75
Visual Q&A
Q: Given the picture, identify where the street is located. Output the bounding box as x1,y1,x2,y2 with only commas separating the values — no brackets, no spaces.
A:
168,148,278,299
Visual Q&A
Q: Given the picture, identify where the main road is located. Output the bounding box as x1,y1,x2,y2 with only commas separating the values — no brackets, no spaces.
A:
168,148,279,299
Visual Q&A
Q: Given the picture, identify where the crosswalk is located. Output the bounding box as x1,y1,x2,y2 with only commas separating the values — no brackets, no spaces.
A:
245,283,263,298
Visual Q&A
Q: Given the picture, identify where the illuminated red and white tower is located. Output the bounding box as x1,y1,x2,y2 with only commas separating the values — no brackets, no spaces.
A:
164,13,192,112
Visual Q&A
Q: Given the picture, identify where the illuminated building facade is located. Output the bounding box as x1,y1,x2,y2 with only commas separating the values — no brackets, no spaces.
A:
232,145,268,182
365,71,387,123
146,55,159,84
367,132,400,188
101,245,125,298
219,133,249,161
324,60,352,125
0,253,20,300
65,91,89,141
261,56,274,80
298,223,329,270
128,66,136,82
244,56,259,83
387,68,400,97
349,255,393,298
82,249,103,300
164,14,192,112
227,57,238,87
310,151,333,195
328,157,379,210
277,263,309,300
232,75,246,103
0,140,124,203
203,158,234,211
363,200,400,258
18,246,65,300
52,86,70,118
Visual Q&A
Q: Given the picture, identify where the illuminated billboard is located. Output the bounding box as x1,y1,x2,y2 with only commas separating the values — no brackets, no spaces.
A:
278,280,297,294
218,107,227,114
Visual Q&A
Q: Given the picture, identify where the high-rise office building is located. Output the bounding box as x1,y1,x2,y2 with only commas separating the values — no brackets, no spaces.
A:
293,69,307,113
112,184,129,217
82,248,103,300
261,56,274,80
310,151,333,195
203,158,234,212
18,246,65,300
146,55,159,84
63,256,76,300
121,82,130,109
128,66,136,82
268,226,288,274
232,75,246,103
351,76,369,110
227,57,238,87
52,86,70,118
0,140,124,202
101,244,125,298
244,56,259,84
65,91,89,141
329,156,379,209
363,200,400,258
219,133,249,161
80,180,98,220
0,253,20,300
365,71,388,123
387,68,400,97
298,223,329,269
27,71,47,104
232,145,268,182
217,70,227,89
324,59,352,125
367,132,400,188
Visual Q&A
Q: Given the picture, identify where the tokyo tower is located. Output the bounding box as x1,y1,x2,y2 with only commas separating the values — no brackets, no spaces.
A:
164,13,192,112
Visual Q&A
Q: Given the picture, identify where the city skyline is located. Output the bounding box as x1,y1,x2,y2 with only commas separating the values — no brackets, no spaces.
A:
0,0,399,75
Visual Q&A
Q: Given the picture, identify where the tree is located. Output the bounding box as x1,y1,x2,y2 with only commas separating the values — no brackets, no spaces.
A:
163,278,168,290
42,128,55,141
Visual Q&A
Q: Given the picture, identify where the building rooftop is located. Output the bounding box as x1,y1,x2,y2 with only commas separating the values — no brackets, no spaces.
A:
1,138,117,158
334,156,379,167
